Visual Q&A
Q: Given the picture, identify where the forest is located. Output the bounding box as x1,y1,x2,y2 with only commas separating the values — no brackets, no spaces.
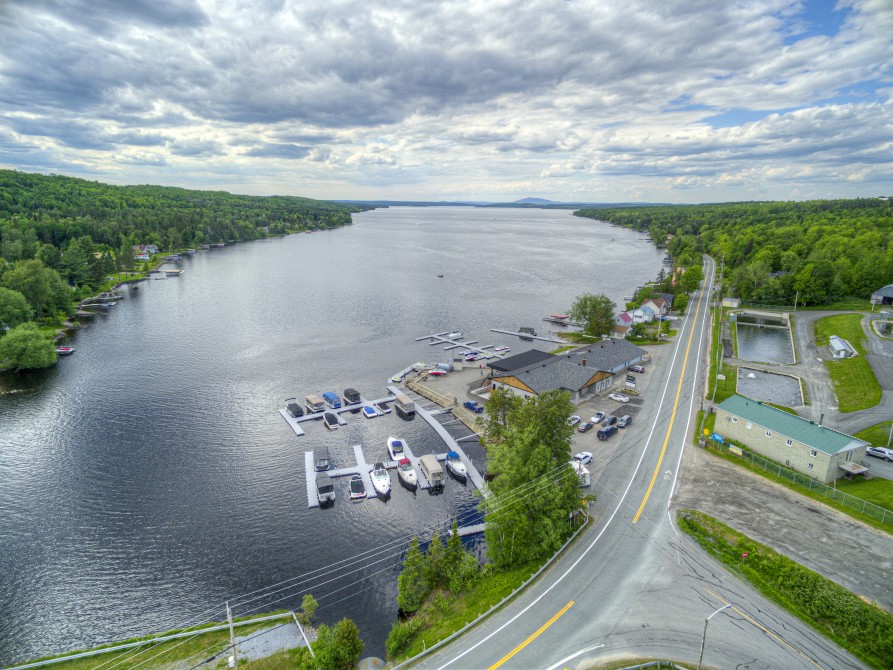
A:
576,198,893,306
0,170,367,369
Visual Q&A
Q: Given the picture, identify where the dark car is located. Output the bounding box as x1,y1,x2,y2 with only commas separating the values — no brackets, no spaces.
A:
597,425,618,440
602,415,618,427
578,421,595,433
617,415,632,428
463,400,484,413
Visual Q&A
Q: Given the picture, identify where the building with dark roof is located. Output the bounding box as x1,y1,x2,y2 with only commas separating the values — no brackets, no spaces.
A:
487,349,554,374
871,283,893,306
715,395,868,483
489,340,646,403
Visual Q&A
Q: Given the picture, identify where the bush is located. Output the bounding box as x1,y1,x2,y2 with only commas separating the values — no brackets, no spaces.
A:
386,617,424,658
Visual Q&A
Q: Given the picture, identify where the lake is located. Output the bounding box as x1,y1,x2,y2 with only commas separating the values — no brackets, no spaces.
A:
0,207,664,663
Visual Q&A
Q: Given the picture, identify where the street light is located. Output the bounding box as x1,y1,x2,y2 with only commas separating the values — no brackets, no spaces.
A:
697,603,731,670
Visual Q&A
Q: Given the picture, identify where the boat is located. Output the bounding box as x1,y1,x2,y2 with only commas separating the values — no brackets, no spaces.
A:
394,393,415,417
322,391,342,409
397,458,417,490
315,447,330,471
447,331,463,339
444,452,467,482
371,463,391,497
362,405,378,419
322,412,339,430
494,346,511,353
304,394,325,414
437,274,444,278
55,346,75,356
387,436,406,460
348,475,367,501
316,472,335,505
285,397,304,418
343,388,361,405
428,369,447,376
419,454,445,491
374,401,392,415
165,270,181,277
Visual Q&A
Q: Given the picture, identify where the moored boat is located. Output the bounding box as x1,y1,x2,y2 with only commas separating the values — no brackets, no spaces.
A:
323,412,339,430
371,463,391,497
374,401,392,415
315,447,330,471
444,451,467,482
387,436,406,460
362,405,378,419
316,472,335,505
447,331,463,339
397,458,417,490
56,346,75,356
494,345,511,353
348,475,367,501
322,391,342,409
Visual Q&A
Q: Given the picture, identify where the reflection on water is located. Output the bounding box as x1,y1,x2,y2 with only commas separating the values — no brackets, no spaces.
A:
736,323,795,364
737,368,803,407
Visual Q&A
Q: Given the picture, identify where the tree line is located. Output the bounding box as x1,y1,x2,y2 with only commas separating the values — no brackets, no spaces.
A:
575,198,893,306
0,170,368,371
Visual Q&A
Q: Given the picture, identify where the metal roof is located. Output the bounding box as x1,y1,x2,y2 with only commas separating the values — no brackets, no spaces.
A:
872,283,893,298
717,395,867,455
513,361,598,394
487,349,554,373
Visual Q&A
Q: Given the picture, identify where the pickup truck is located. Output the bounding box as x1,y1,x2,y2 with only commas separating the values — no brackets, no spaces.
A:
463,401,484,413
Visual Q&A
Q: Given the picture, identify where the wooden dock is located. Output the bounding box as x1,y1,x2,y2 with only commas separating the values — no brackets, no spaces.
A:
489,328,564,344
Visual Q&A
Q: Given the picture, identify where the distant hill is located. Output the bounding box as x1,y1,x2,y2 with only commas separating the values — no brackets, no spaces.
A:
513,197,555,204
336,198,670,209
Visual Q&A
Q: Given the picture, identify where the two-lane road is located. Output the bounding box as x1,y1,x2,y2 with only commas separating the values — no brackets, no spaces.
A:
413,257,864,670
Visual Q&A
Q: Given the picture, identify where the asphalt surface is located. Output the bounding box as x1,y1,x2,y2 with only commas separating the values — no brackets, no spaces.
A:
410,258,864,670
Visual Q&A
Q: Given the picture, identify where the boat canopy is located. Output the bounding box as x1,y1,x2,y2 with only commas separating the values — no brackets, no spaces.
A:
446,451,460,459
398,458,411,465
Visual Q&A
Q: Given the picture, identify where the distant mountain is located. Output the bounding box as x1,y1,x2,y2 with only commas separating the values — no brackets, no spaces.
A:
333,198,672,209
513,197,555,204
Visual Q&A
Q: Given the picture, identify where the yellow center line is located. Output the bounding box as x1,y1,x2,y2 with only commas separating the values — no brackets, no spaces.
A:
487,601,575,670
705,589,825,670
632,266,708,524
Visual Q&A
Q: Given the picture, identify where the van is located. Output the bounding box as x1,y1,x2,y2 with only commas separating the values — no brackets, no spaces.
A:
419,454,444,490
304,394,325,414
597,425,618,440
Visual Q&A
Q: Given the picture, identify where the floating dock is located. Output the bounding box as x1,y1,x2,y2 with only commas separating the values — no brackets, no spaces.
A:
279,396,395,437
415,332,507,358
489,328,565,344
305,452,318,508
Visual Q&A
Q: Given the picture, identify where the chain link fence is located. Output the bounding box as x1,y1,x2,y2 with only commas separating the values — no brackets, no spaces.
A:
706,441,893,526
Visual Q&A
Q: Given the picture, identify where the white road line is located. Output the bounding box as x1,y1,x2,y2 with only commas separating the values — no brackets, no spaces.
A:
543,644,605,670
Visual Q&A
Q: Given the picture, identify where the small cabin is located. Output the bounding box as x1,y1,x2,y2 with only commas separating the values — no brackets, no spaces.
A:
419,454,444,489
286,398,304,418
394,393,415,416
343,388,361,405
829,335,855,360
316,473,335,504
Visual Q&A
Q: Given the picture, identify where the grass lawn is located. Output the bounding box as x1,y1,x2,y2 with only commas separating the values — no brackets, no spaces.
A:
813,314,881,412
678,510,893,669
834,477,893,511
711,362,738,403
855,421,893,448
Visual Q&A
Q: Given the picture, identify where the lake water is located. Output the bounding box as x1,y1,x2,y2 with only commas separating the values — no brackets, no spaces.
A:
0,207,664,663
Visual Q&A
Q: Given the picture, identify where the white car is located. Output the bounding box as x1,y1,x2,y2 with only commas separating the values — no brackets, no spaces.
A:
573,451,593,465
866,446,893,461
591,411,605,424
608,393,630,403
567,415,581,426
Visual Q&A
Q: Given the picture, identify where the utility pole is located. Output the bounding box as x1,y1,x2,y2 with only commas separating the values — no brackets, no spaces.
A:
794,290,799,312
697,603,731,670
227,601,238,670
887,420,893,449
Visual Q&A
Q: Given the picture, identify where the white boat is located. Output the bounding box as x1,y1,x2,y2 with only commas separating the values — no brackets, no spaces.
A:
494,346,511,353
348,475,366,501
362,405,378,419
387,436,406,460
374,401,392,415
397,458,417,490
323,412,339,430
447,331,463,339
371,463,391,497
444,451,467,482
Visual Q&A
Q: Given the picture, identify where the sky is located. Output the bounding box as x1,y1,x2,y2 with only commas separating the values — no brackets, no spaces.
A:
0,0,892,203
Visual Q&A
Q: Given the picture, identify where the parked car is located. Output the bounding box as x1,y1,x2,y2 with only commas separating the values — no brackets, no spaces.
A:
602,415,618,427
591,411,605,424
629,365,645,373
567,415,581,426
608,393,630,403
573,451,593,465
597,425,618,440
617,415,632,428
463,400,484,413
866,446,893,461
578,421,594,433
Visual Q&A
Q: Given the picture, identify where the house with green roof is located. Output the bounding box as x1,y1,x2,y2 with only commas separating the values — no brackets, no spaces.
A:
715,395,868,483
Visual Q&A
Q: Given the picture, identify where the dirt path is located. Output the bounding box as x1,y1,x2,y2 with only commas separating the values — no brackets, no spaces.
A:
674,443,893,612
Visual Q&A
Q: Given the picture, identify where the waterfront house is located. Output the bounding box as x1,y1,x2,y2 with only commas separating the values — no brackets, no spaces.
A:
133,252,150,261
632,306,655,323
653,292,675,309
642,298,667,316
616,311,633,326
609,325,631,339
715,395,868,483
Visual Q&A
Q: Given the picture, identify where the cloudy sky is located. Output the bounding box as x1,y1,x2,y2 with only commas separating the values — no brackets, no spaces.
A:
1,0,891,202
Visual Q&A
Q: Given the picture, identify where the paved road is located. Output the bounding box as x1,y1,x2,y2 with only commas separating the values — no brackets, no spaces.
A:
411,258,863,670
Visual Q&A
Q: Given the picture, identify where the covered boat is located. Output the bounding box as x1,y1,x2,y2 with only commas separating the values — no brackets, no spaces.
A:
419,454,444,491
444,452,467,482
387,436,406,460
315,447,330,472
348,475,366,501
343,388,361,405
362,405,378,419
374,401,392,415
371,463,391,497
286,398,304,418
316,472,335,505
323,412,339,430
397,458,417,490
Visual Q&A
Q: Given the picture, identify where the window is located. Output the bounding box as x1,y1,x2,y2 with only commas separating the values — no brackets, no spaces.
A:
765,430,772,437
786,438,793,447
731,416,738,423
746,422,752,429
807,463,814,471
810,449,817,458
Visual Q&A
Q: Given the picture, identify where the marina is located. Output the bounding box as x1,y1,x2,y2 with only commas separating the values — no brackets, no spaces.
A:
489,327,565,344
414,331,507,356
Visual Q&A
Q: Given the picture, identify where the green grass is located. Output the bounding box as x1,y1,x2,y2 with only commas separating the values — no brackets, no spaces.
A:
678,511,893,669
800,299,873,311
550,345,576,354
813,314,881,412
855,421,893,448
834,477,893,511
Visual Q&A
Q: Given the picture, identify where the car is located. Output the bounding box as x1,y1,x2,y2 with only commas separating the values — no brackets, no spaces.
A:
591,411,605,424
602,415,618,427
629,365,645,373
866,446,893,461
463,400,484,414
617,414,632,428
577,421,594,433
597,425,618,440
573,451,593,465
608,393,630,403
567,415,581,426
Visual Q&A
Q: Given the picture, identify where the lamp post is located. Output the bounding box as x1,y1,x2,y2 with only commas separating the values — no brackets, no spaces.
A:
697,603,731,670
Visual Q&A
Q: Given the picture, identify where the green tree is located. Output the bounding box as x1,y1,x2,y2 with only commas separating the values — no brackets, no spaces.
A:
445,520,479,592
569,293,616,339
2,259,70,319
0,322,56,370
397,536,429,613
0,286,33,331
299,593,318,625
679,264,704,293
483,390,580,569
312,618,364,670
424,532,445,588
